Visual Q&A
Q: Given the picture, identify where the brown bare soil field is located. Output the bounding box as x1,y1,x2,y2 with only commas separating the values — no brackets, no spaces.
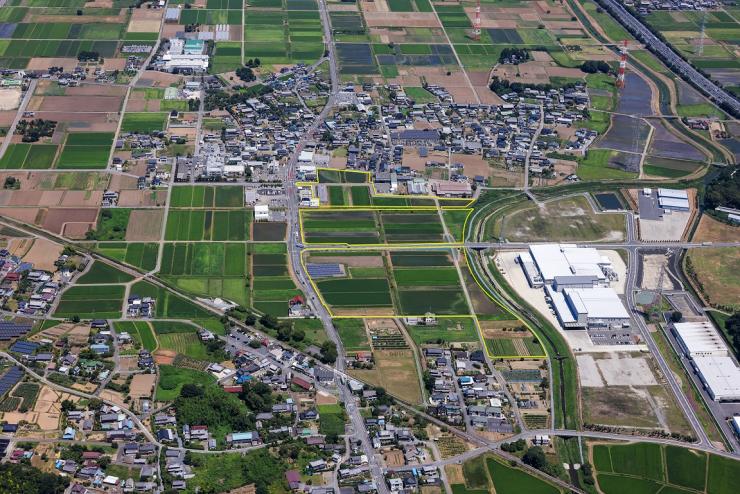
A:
126,209,164,241
102,58,127,71
447,86,478,104
128,9,163,32
545,20,581,29
0,207,42,225
328,3,358,11
333,307,395,317
451,153,492,178
373,349,422,403
0,171,109,191
154,349,176,365
99,389,126,408
493,62,550,85
42,208,98,235
63,223,93,239
7,238,34,258
169,127,198,139
162,24,184,38
126,99,147,112
306,254,384,268
0,110,15,126
383,450,405,467
38,95,123,113
26,58,78,71
692,214,740,243
22,238,63,271
475,86,503,104
316,391,338,406
66,85,128,98
33,112,118,131
364,12,440,28
60,191,104,207
136,71,183,88
445,465,465,484
118,190,167,207
130,374,156,399
546,66,586,78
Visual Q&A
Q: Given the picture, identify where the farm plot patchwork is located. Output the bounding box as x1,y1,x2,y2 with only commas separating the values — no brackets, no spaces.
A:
250,243,302,317
0,143,58,169
164,209,251,241
307,249,471,316
243,7,325,65
159,242,249,306
114,321,157,352
130,280,215,319
301,209,448,245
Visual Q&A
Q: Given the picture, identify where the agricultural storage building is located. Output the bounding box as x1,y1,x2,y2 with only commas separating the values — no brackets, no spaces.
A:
691,356,740,402
254,204,269,222
545,286,630,330
672,321,728,358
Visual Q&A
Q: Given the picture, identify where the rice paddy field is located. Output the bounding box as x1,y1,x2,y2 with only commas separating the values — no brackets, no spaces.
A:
54,284,125,319
170,185,244,208
250,242,302,316
130,280,215,319
0,132,114,170
164,209,251,241
307,249,471,316
95,242,159,272
159,242,249,307
301,209,448,245
455,454,563,494
405,317,479,345
590,442,740,494
120,112,169,134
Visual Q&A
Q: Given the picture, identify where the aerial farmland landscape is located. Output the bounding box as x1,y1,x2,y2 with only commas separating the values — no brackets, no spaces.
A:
0,0,738,493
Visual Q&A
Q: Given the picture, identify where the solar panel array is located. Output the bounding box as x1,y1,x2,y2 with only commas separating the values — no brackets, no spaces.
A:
0,366,23,397
307,263,343,278
9,340,39,355
0,321,33,341
0,439,9,457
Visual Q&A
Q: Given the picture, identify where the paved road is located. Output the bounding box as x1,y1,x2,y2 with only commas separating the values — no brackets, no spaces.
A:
0,79,37,162
598,0,739,116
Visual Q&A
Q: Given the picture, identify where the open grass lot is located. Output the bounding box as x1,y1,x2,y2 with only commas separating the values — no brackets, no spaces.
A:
687,248,739,310
165,209,251,241
590,442,740,494
497,195,625,242
156,364,215,401
0,143,58,169
54,284,124,318
318,403,346,436
349,349,423,404
406,317,479,345
158,332,210,361
170,185,244,208
77,261,133,284
131,280,214,319
114,321,157,352
334,318,370,352
96,242,159,272
121,112,168,134
94,208,131,241
251,243,301,316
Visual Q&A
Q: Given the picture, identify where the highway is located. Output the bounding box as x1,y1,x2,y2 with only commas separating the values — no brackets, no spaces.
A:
596,0,740,116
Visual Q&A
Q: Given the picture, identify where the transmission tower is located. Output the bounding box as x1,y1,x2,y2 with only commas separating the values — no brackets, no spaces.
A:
473,0,481,41
616,40,628,89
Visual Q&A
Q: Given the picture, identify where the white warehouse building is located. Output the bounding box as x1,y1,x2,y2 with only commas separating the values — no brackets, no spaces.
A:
545,286,630,330
519,244,617,290
691,356,740,402
672,321,728,358
657,188,690,211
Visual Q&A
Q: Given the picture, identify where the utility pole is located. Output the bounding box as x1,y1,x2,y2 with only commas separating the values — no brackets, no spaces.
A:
473,0,481,41
616,39,628,89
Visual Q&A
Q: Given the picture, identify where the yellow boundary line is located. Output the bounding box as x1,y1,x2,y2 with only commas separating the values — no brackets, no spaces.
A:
299,207,474,247
290,168,547,360
300,243,547,360
295,167,475,209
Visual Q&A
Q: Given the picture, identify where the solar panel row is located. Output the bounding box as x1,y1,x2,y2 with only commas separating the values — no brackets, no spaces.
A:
0,366,23,396
9,340,39,355
0,322,33,341
307,263,343,278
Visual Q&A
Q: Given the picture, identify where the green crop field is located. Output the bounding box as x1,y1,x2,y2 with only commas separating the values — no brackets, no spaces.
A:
165,209,251,241
77,261,134,284
55,133,113,169
94,208,131,241
251,246,301,316
170,185,244,208
160,242,246,277
406,317,479,344
0,143,58,169
121,112,168,133
96,242,159,271
158,332,210,361
318,403,346,436
486,457,561,494
114,321,157,351
130,280,214,319
55,284,125,318
590,442,740,494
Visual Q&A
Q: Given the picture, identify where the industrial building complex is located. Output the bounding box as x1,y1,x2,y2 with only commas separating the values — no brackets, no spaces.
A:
672,321,740,402
517,244,630,332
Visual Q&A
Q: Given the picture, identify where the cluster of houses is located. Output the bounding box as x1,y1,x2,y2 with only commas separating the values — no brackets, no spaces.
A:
0,249,75,316
423,347,513,433
126,294,155,318
63,403,140,442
